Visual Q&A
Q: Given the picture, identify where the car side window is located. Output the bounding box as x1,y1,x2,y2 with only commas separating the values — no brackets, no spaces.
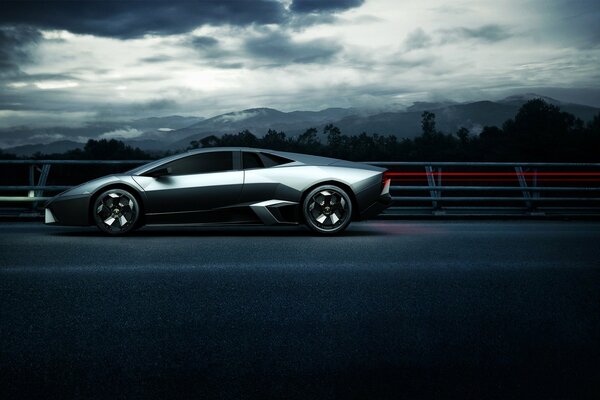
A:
242,152,264,169
149,152,233,176
242,152,293,169
258,152,293,167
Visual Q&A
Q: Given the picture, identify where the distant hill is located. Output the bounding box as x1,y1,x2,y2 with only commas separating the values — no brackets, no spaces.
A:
334,100,519,137
0,115,204,156
406,101,458,112
4,140,85,156
333,96,599,139
128,115,205,131
168,95,599,150
498,93,599,122
499,93,564,106
2,94,598,155
168,107,359,150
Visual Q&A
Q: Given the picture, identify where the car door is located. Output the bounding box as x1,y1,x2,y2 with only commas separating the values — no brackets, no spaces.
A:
240,151,304,224
133,151,243,222
240,151,290,204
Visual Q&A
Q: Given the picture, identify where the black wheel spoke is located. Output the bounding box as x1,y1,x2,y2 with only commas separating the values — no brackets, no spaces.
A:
305,187,350,232
94,190,138,234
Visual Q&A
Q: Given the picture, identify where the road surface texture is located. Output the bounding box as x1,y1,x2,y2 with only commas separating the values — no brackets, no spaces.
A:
1,221,599,399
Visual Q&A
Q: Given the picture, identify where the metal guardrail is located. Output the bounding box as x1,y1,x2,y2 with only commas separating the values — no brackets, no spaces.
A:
1,159,600,217
0,160,147,204
367,161,600,216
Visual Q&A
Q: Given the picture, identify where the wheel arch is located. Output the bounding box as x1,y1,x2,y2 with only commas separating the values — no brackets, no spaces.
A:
88,183,145,225
300,180,359,221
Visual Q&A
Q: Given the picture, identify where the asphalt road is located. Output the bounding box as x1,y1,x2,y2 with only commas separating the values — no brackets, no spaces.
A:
1,221,599,399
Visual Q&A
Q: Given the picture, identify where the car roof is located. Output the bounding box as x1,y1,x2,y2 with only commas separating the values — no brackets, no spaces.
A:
186,147,342,165
127,147,345,175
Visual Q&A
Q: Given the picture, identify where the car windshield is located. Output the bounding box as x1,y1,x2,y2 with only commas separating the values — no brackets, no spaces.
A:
126,153,184,175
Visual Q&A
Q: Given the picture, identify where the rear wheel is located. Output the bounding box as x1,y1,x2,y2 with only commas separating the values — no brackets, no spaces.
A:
93,189,140,235
303,185,353,235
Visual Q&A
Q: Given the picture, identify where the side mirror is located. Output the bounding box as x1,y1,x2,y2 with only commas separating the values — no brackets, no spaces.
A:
147,167,172,178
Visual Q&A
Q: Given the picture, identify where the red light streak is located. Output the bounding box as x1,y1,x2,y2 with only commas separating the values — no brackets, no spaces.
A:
384,172,600,176
384,171,600,182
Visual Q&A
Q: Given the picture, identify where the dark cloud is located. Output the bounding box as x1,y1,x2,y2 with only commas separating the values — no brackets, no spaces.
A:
288,13,338,30
0,26,41,73
211,62,244,69
94,99,180,120
124,98,178,113
244,31,341,65
443,25,512,43
290,0,364,13
404,28,433,50
533,0,600,48
0,0,286,39
391,56,435,69
0,82,85,113
185,35,232,61
190,36,219,49
140,55,173,63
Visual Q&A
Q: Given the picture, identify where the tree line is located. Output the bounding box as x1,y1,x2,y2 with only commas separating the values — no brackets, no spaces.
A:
0,137,154,161
190,99,600,162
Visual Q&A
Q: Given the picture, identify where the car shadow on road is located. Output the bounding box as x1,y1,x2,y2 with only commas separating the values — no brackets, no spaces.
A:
51,226,386,237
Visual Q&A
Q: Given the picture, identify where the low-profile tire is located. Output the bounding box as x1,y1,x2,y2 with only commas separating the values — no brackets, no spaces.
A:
92,188,140,235
303,184,353,235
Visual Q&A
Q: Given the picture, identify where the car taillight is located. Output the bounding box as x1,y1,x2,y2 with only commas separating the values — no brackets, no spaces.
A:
382,171,391,193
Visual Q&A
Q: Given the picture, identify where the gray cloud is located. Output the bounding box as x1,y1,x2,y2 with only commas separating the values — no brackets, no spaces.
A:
190,36,219,50
140,55,173,64
442,25,512,43
112,99,178,114
404,28,433,50
290,0,365,13
244,31,341,65
185,35,234,62
391,55,435,69
211,62,244,69
0,0,287,39
17,72,79,82
287,13,339,31
532,0,600,49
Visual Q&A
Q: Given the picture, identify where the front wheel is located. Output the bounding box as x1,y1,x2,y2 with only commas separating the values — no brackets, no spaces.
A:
303,185,353,235
93,189,140,235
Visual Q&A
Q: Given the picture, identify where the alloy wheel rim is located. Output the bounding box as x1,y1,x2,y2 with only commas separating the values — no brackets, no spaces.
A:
307,189,348,230
96,192,136,232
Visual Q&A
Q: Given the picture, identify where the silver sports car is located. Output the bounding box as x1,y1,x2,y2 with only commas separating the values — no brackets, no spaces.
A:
44,147,392,235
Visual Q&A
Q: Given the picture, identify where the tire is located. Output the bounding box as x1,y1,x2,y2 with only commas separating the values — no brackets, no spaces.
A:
303,184,353,235
92,188,140,235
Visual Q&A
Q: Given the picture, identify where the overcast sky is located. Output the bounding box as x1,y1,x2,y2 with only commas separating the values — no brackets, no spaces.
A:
1,0,599,128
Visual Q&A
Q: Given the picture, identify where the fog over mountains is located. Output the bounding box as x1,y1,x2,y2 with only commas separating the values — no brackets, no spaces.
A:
2,94,599,156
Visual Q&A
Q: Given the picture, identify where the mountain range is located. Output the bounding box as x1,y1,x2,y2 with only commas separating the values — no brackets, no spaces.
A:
2,94,598,156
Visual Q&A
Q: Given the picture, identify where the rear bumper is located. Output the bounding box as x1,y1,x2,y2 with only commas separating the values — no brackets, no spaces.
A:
359,192,392,220
359,178,392,220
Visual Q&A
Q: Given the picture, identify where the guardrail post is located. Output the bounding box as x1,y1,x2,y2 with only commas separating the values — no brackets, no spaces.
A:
515,166,531,208
515,166,541,214
32,164,51,210
28,164,35,198
425,165,443,213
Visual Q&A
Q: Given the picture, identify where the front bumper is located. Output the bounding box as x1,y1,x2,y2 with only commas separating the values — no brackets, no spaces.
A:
44,194,92,226
45,208,57,224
